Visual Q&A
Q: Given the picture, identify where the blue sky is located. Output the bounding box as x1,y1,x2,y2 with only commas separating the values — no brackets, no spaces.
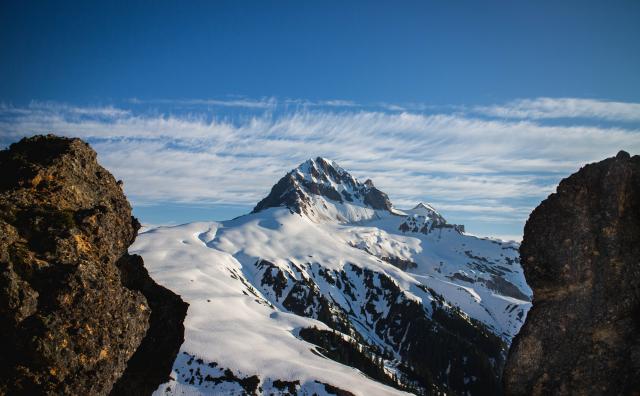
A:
1,1,639,240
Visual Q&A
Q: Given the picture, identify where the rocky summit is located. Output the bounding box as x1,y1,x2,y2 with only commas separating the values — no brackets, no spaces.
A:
503,151,640,395
253,157,393,221
0,135,187,396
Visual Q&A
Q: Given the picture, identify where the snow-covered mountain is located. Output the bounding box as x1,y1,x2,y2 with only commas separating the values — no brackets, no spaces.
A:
253,157,395,222
135,157,532,396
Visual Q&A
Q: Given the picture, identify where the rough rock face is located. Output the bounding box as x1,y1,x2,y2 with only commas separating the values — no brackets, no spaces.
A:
503,151,640,395
0,135,187,396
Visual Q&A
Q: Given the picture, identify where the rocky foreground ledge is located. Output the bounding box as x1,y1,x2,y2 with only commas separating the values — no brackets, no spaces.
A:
504,151,640,395
0,135,188,396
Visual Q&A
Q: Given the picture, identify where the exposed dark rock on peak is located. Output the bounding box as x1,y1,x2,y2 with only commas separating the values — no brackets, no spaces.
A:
252,157,393,218
0,135,187,396
503,152,640,395
399,202,465,235
616,149,630,160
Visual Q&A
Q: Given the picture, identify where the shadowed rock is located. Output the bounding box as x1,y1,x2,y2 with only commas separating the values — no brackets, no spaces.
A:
109,254,188,396
503,151,640,395
0,135,187,396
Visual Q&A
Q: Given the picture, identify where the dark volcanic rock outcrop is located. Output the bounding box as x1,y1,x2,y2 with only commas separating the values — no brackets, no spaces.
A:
503,151,640,395
0,135,187,396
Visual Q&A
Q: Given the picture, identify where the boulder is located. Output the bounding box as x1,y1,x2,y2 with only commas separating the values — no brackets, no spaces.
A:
0,135,187,395
503,151,640,395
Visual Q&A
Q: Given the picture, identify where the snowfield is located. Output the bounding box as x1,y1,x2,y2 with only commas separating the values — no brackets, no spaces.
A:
134,158,531,395
135,219,410,396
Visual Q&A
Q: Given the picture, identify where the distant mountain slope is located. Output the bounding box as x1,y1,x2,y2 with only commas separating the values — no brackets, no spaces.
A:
137,158,532,395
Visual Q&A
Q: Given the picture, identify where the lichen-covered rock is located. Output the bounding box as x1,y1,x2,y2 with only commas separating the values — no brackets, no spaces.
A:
503,151,640,395
0,135,187,396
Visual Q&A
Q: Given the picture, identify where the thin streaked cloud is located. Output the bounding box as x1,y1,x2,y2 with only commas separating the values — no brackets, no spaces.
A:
1,97,638,238
474,97,640,122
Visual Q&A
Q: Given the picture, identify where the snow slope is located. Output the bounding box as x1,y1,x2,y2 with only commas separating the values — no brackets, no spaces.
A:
135,158,531,396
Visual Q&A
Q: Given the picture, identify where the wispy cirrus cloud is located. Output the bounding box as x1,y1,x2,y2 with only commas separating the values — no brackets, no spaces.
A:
127,97,278,109
123,96,640,123
1,101,131,118
126,97,362,110
474,97,640,122
1,97,638,238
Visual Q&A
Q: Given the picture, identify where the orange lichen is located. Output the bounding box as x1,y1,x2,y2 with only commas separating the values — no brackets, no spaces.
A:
59,293,72,305
30,173,54,188
73,234,92,253
31,174,43,187
98,348,109,360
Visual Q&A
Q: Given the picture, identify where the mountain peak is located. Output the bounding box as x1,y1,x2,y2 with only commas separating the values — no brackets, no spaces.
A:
400,202,466,235
294,157,353,186
253,158,393,221
411,202,439,214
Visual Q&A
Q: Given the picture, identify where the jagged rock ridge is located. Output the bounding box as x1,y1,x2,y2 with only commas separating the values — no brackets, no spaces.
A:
503,150,640,395
0,135,187,396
